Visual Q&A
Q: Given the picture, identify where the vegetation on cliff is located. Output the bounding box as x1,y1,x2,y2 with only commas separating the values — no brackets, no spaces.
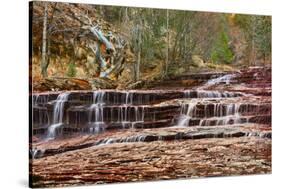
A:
30,2,271,91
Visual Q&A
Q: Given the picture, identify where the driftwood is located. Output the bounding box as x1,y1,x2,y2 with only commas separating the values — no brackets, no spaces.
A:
90,77,117,89
33,77,92,92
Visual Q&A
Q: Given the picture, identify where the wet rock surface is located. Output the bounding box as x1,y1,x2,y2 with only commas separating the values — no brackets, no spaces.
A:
31,124,271,158
31,137,271,188
30,67,271,187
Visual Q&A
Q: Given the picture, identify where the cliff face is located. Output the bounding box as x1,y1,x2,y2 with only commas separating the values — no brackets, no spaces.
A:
31,2,135,89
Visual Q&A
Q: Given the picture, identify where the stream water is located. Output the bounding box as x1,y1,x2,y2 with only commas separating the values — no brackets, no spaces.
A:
47,92,70,139
31,70,270,144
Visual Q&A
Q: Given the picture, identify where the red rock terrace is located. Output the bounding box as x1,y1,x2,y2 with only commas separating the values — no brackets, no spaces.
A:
30,67,271,188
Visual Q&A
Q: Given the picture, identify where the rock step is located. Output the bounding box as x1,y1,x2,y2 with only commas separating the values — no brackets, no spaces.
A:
33,113,270,137
174,114,271,126
32,104,180,127
179,103,271,118
32,89,242,107
32,119,173,135
31,124,271,159
33,104,271,127
32,102,270,128
145,72,230,89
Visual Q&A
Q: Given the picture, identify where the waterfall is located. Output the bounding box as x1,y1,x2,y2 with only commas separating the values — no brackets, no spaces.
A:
53,93,70,123
205,74,235,86
116,105,145,128
33,94,40,106
132,106,145,128
183,90,237,99
196,73,235,91
177,100,197,127
98,135,147,146
120,91,133,127
47,92,70,139
125,91,133,105
116,92,145,128
198,103,243,126
176,100,245,127
88,91,105,133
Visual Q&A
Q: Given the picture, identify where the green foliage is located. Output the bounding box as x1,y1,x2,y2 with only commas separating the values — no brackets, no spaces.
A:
255,17,271,57
211,31,234,64
234,15,271,58
67,63,77,77
234,14,251,31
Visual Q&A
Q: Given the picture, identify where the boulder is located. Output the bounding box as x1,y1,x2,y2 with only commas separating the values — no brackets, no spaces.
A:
191,55,205,68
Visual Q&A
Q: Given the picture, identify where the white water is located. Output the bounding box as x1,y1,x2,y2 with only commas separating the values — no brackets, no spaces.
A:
177,99,197,127
195,74,235,91
176,73,243,127
47,92,70,139
86,92,146,129
116,92,145,128
88,91,105,133
183,90,237,99
121,91,132,128
205,74,235,86
177,100,245,127
33,94,40,106
30,148,45,159
98,135,147,146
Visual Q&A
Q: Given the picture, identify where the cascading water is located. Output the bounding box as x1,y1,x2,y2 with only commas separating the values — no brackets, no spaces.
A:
131,106,145,128
178,73,244,128
87,90,145,132
34,77,249,140
120,91,133,127
205,74,235,86
196,73,235,92
31,66,271,159
177,96,245,127
88,91,105,133
183,90,237,99
110,91,145,128
47,92,70,139
177,100,197,127
33,94,40,106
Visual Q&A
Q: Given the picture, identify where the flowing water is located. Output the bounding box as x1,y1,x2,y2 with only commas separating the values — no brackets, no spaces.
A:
177,99,197,127
205,74,235,86
88,91,105,133
47,92,70,139
32,71,270,143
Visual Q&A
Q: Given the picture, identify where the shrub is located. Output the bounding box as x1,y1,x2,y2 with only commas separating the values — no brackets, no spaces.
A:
67,63,77,77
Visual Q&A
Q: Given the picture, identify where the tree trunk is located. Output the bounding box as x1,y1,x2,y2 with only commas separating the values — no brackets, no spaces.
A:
251,16,256,66
165,9,169,76
124,7,129,23
41,2,48,78
136,25,141,81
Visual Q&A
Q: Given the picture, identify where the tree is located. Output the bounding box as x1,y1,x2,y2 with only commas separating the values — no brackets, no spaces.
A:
131,21,142,81
234,14,271,65
211,31,234,64
255,16,271,63
41,2,48,77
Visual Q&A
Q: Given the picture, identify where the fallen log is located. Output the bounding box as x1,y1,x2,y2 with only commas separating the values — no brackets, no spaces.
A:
33,77,92,92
